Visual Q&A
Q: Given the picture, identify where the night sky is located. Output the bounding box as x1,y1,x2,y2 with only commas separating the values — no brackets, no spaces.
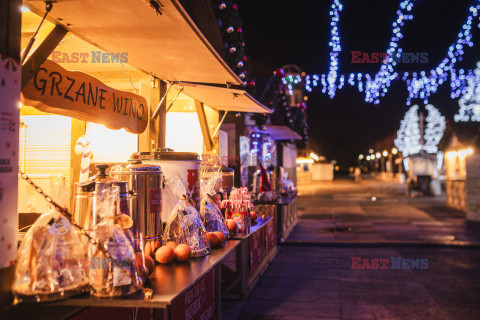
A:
239,0,480,167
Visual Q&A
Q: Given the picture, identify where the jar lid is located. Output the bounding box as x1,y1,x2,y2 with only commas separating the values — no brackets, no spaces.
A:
131,148,200,161
128,162,162,173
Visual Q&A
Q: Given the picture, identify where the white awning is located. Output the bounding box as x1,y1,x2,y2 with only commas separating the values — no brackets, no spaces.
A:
252,125,302,140
172,82,272,114
24,0,241,85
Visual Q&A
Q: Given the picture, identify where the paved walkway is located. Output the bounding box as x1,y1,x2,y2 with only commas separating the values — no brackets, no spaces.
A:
222,178,480,320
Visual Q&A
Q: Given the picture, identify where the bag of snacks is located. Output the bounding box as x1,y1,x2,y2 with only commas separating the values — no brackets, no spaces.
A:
88,186,142,298
12,209,89,303
163,177,210,257
199,166,229,238
221,188,254,235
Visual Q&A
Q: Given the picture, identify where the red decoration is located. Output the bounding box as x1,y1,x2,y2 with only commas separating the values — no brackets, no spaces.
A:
232,4,238,10
299,102,307,110
242,56,247,62
274,68,286,78
236,28,243,33
258,160,272,193
248,80,255,86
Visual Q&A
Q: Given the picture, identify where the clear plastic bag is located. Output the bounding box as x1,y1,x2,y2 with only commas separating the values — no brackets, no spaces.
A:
88,187,141,298
12,210,89,303
200,166,229,238
163,177,210,257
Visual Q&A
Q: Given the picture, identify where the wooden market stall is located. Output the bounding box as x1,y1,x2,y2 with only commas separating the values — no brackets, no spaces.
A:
3,0,274,319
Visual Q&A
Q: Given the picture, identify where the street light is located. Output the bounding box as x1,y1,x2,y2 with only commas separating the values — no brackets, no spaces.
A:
369,149,374,154
375,152,381,159
366,155,370,161
391,147,398,155
382,150,388,157
358,154,364,160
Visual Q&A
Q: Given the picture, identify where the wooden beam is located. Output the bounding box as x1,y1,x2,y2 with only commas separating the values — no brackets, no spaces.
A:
195,100,213,151
158,80,167,149
138,79,160,152
21,24,68,89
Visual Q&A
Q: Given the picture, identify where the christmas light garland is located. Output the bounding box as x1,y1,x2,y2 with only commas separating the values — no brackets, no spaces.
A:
298,0,480,106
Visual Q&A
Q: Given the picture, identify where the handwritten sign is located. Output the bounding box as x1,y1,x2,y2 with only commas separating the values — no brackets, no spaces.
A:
22,59,148,134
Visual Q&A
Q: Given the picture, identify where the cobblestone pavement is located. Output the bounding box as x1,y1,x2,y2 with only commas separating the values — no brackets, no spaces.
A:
222,178,480,320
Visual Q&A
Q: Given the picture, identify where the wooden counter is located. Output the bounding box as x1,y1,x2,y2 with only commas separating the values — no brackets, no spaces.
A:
5,240,241,320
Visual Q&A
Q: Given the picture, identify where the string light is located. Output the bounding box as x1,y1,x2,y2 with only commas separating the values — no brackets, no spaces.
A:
326,0,343,98
300,0,480,105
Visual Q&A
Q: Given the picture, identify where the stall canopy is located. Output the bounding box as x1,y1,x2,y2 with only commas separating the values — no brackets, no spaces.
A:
24,0,242,85
172,82,272,114
252,125,302,140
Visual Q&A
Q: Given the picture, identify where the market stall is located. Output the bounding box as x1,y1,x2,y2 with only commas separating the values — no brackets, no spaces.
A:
3,0,273,319
246,125,300,243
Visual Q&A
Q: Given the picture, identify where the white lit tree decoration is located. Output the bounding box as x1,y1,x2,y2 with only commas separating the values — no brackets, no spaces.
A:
454,62,480,122
395,105,422,157
424,104,446,153
394,104,446,157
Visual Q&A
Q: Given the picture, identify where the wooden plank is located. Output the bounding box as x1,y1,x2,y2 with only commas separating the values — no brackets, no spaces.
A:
194,100,213,151
21,24,68,89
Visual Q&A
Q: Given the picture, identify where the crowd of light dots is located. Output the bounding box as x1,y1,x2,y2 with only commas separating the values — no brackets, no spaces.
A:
300,0,480,106
454,62,480,121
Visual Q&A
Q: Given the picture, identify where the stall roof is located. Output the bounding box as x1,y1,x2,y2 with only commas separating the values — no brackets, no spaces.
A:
24,0,242,85
173,82,272,114
252,125,302,140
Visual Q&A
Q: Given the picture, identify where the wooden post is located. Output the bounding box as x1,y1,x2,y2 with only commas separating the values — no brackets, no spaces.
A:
194,100,213,152
0,0,21,311
139,79,160,152
158,81,167,149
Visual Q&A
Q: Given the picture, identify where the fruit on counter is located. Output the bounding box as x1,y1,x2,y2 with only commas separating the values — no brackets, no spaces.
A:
155,246,175,264
144,255,155,274
174,244,191,261
226,219,237,232
165,241,178,250
207,232,220,247
135,252,150,279
154,240,161,250
144,241,153,257
213,231,225,244
251,211,258,221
